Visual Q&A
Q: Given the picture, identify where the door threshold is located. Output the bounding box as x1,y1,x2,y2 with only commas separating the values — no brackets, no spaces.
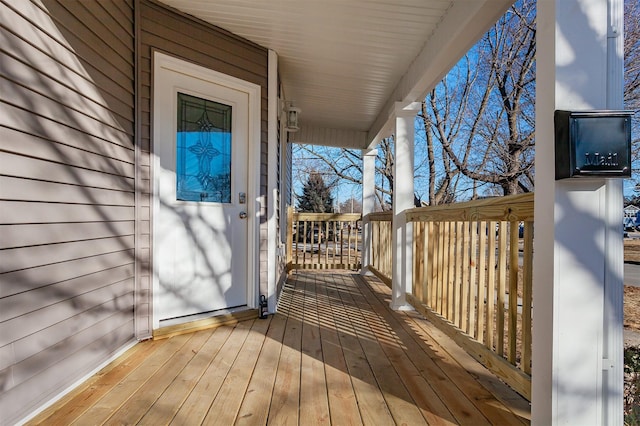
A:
153,308,259,340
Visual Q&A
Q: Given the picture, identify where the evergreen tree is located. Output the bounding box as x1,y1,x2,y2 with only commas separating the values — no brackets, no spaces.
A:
297,172,334,212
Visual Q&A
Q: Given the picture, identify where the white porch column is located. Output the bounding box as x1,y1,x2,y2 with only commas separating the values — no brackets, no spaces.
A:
534,1,625,424
391,103,420,310
361,147,377,274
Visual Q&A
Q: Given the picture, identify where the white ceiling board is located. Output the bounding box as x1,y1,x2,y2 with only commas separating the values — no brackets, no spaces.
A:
158,0,515,148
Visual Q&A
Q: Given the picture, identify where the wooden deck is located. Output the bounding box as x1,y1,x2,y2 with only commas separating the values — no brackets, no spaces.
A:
29,272,530,425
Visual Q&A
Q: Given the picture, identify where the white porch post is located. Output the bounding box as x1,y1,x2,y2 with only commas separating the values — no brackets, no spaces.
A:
391,103,419,310
534,0,625,424
361,147,377,274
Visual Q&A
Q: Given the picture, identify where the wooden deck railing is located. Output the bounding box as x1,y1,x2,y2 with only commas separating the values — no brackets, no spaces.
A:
367,211,393,286
286,208,362,270
405,193,534,400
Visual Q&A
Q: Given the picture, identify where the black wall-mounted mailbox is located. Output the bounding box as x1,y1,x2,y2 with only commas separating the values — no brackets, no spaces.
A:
554,110,632,179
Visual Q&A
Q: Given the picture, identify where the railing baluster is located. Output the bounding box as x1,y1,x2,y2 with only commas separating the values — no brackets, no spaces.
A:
487,220,497,350
461,221,471,333
445,222,452,319
414,222,423,302
302,220,308,266
336,220,340,268
436,223,444,315
522,221,533,374
422,222,429,304
385,221,388,275
293,218,298,267
444,223,451,318
467,221,477,338
324,221,329,266
372,221,377,270
508,221,519,364
450,222,462,327
476,221,487,343
348,222,353,268
287,208,294,270
428,222,436,309
497,221,507,357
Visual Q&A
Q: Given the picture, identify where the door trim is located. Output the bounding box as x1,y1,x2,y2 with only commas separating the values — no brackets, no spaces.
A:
151,51,260,330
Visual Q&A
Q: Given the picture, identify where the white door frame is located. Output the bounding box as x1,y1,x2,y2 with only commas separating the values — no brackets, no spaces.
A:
152,51,261,329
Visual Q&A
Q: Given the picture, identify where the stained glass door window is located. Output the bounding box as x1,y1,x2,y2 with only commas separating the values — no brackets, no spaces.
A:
176,92,232,203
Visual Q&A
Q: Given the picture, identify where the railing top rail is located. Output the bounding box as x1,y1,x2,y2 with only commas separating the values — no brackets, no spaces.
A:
406,192,534,222
364,211,393,221
292,212,362,221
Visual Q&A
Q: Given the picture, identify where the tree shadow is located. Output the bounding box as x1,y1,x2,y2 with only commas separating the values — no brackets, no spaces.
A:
267,271,530,424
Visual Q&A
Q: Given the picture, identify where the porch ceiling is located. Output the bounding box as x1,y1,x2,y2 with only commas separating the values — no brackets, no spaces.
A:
158,0,514,149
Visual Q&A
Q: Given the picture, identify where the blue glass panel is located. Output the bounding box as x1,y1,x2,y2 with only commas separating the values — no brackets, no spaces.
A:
176,92,232,203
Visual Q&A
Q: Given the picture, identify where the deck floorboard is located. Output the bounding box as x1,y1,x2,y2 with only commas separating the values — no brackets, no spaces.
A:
28,272,530,426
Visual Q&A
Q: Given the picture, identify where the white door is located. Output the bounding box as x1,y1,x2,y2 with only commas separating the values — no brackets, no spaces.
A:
153,55,251,325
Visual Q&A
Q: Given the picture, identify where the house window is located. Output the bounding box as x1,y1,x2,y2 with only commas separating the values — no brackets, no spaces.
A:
176,92,232,203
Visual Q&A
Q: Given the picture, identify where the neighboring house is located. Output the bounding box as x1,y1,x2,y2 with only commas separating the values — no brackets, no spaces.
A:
624,205,639,229
0,0,628,425
625,204,640,218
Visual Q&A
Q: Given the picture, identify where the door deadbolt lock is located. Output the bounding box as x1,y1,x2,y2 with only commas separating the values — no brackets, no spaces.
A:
239,211,247,219
239,192,246,204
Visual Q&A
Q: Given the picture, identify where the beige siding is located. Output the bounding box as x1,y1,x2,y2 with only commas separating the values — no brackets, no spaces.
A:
137,0,269,332
0,0,135,424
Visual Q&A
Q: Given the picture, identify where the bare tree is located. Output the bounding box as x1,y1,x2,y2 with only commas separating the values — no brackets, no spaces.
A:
338,197,363,214
422,0,536,196
625,0,640,107
625,0,640,165
295,138,395,211
418,101,461,204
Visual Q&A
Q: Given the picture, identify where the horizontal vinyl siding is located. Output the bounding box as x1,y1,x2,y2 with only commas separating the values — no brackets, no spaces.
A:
0,1,135,424
2,1,135,137
141,6,266,82
0,109,135,167
1,249,136,298
1,320,134,422
137,0,269,332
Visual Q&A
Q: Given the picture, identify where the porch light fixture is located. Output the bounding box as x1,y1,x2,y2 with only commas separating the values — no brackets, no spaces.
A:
284,101,301,132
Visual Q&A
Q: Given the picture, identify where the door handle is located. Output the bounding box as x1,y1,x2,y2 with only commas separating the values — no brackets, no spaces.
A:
239,211,247,219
